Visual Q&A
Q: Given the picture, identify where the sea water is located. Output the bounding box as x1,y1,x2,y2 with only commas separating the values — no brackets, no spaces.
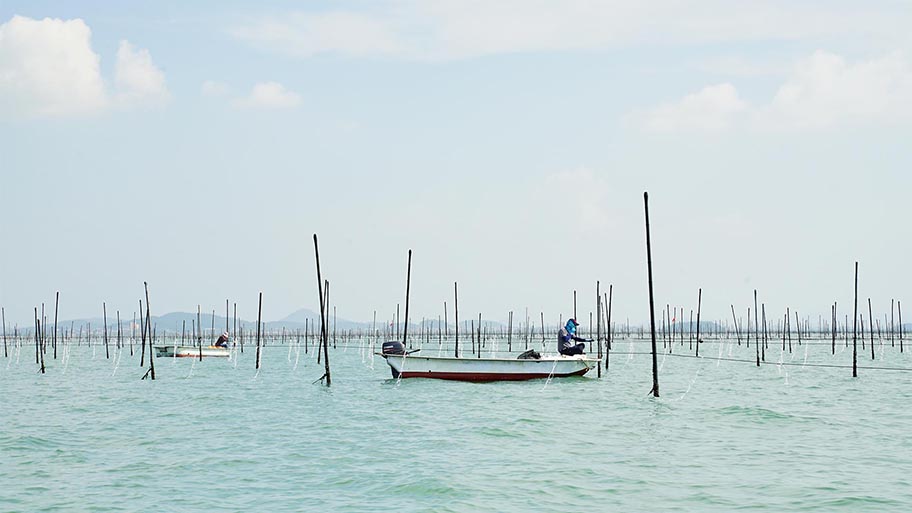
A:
3,339,912,512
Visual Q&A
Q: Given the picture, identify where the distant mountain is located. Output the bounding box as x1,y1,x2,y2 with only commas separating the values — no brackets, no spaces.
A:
9,312,911,338
280,308,322,323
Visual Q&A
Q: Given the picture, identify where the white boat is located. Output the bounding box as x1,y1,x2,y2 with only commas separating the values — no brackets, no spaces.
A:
379,350,599,381
154,345,230,358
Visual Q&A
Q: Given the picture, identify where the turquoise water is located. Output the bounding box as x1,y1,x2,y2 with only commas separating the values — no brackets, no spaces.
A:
3,338,912,512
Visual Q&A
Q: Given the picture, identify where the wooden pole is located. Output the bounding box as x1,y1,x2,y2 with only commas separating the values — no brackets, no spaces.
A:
2,307,6,358
324,281,331,379
198,305,203,361
478,313,482,358
35,307,45,373
891,299,894,347
787,307,792,353
255,292,263,370
695,288,702,357
754,290,759,367
899,300,904,353
454,282,459,358
312,234,330,385
470,319,475,354
853,262,858,378
53,292,59,359
35,306,44,374
761,303,767,361
730,305,741,345
643,192,659,398
508,311,512,352
41,303,46,356
596,281,601,378
868,298,875,360
139,300,145,365
143,282,155,380
403,250,412,346
103,302,109,359
541,311,545,344
606,286,613,367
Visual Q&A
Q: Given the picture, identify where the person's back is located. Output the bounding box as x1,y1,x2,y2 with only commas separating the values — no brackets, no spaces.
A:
215,331,229,348
557,318,589,355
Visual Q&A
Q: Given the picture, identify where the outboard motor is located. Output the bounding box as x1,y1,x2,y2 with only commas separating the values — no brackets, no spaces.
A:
382,340,406,355
381,340,407,378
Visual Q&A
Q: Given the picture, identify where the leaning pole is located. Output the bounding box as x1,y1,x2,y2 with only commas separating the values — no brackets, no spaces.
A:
644,192,659,398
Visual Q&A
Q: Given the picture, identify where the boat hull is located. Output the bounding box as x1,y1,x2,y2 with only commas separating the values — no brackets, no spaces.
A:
154,345,230,358
381,354,598,382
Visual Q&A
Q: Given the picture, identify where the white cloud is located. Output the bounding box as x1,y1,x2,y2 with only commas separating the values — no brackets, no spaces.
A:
230,1,912,61
114,40,169,107
0,15,106,117
233,82,301,109
762,51,912,130
641,83,747,133
231,11,403,58
639,51,912,133
201,80,230,97
0,16,168,118
694,56,791,78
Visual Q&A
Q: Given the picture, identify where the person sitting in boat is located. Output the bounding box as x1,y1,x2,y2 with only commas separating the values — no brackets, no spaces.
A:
558,318,590,356
214,331,229,348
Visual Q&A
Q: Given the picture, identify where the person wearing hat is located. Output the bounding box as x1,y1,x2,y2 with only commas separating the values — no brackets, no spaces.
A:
214,331,230,348
557,318,590,356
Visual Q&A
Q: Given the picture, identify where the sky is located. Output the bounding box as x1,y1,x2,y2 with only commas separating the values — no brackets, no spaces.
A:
1,1,911,329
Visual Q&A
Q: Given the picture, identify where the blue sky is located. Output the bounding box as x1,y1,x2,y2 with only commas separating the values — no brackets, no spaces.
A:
1,1,911,329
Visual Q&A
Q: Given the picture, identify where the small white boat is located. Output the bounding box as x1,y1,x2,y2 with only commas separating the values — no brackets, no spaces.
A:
378,342,598,381
154,345,230,358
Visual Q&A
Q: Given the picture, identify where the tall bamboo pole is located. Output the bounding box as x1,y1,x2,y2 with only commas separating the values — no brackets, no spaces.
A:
103,302,110,359
596,281,601,378
754,290,759,367
853,262,858,378
403,250,412,346
454,282,459,358
644,192,659,398
312,234,330,385
868,298,875,360
143,282,155,380
255,292,263,370
53,292,59,359
695,288,702,357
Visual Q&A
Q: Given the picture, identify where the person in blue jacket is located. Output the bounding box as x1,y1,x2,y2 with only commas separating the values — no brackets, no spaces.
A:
557,318,591,355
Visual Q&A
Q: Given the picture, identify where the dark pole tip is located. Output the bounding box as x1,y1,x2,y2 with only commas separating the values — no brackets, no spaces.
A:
644,191,648,200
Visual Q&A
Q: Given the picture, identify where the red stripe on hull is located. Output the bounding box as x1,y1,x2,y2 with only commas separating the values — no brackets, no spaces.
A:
398,368,589,382
159,353,229,358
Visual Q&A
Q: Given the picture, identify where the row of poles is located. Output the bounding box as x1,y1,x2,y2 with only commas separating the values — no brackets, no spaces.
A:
2,196,904,391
